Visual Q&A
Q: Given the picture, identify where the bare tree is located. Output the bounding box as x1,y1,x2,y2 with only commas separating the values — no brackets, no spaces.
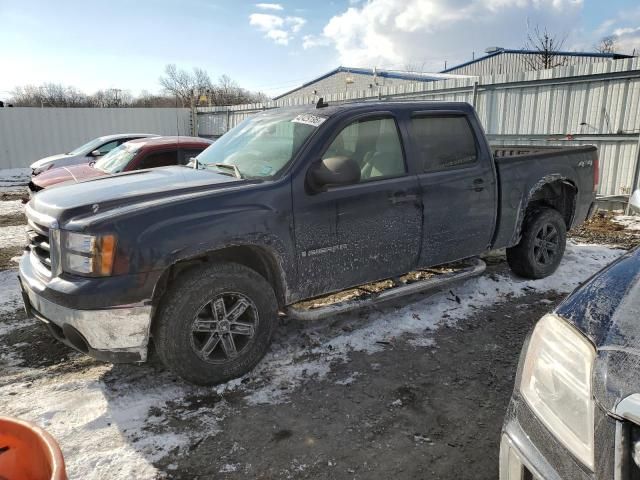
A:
595,35,618,54
523,26,569,70
11,83,89,107
159,64,213,107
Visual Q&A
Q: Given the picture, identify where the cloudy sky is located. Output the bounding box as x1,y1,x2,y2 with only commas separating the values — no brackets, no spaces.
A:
1,0,639,100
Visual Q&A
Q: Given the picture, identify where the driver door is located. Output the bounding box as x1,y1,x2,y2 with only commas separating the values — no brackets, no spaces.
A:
292,114,422,299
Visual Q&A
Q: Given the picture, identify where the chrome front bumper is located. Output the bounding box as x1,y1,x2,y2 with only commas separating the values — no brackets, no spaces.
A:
19,253,152,362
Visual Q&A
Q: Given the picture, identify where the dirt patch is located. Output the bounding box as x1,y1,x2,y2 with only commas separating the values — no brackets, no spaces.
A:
570,211,640,249
154,289,563,479
0,189,28,202
0,247,23,270
0,213,26,227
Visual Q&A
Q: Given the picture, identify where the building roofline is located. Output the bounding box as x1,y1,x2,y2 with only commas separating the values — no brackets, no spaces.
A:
273,66,452,100
440,48,633,73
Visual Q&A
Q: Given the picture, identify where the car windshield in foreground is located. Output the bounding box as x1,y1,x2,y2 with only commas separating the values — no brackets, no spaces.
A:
194,110,323,179
94,144,140,173
67,137,106,155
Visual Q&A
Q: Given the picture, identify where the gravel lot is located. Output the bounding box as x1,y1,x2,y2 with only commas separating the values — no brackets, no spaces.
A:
0,187,636,479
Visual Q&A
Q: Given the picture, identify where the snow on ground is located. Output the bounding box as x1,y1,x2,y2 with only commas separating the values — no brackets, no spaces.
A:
0,224,26,249
614,215,640,231
0,199,24,217
0,241,625,479
0,168,30,187
0,269,22,316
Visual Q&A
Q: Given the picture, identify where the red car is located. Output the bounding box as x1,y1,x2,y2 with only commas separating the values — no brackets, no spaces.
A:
29,136,213,193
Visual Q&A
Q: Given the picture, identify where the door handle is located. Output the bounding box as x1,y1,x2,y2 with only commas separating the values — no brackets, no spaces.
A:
471,178,484,192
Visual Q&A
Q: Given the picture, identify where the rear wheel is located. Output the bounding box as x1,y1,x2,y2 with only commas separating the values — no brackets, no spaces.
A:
506,207,567,279
153,262,278,385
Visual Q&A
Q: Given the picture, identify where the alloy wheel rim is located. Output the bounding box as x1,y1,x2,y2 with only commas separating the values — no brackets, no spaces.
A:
190,292,259,364
533,223,559,265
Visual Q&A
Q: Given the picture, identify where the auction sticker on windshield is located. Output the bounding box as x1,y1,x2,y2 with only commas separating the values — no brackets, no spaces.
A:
291,113,326,127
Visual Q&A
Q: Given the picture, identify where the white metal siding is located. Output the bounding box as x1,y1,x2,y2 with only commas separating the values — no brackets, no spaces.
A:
446,52,621,76
0,108,191,169
198,57,640,197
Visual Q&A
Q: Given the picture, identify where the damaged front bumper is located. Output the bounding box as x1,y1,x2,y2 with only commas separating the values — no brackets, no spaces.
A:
18,252,153,363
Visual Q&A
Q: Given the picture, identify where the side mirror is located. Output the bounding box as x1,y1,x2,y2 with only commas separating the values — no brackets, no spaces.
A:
90,150,102,157
309,156,360,191
630,189,640,214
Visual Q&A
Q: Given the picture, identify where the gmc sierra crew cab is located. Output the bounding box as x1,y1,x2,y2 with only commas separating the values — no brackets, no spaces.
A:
18,101,598,385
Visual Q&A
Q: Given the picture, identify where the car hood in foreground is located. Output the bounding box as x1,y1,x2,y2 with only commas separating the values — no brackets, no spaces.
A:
556,247,640,413
33,163,106,188
29,166,245,226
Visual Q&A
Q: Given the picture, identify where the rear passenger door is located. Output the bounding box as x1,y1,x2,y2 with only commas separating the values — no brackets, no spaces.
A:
409,112,496,266
293,114,423,298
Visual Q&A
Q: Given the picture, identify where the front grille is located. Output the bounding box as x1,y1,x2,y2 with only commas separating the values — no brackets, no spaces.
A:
28,180,43,193
25,207,54,274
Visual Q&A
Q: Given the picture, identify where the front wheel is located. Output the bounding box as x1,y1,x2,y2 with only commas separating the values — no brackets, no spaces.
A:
506,207,567,279
152,262,278,385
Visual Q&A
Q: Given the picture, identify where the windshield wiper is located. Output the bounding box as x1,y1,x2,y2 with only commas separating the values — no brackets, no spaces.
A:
213,163,244,179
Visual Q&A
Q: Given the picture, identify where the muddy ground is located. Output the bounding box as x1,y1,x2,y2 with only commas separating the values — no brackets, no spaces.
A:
152,287,561,479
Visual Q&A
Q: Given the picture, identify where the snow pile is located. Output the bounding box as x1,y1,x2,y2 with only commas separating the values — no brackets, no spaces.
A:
0,359,232,479
0,199,24,217
613,215,640,231
0,168,30,187
0,225,27,249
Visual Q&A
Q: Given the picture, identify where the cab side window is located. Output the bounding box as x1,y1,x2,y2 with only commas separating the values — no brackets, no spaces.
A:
322,117,405,182
410,115,478,172
136,150,178,170
180,148,207,165
97,140,119,155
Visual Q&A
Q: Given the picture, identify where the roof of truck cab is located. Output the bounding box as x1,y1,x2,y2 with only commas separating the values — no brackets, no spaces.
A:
273,101,475,119
124,136,214,150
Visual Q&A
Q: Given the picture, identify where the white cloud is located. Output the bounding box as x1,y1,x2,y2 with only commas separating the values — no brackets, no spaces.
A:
255,3,284,11
307,0,586,69
249,13,306,46
591,7,640,55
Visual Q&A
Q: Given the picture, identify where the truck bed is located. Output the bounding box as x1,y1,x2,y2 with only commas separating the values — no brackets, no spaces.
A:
490,144,597,250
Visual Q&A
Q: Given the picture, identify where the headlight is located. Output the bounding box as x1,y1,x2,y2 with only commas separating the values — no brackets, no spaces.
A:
32,164,52,176
520,313,596,470
61,231,117,276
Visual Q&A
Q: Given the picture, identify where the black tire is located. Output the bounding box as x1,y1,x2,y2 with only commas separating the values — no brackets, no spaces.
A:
506,207,567,279
153,262,278,385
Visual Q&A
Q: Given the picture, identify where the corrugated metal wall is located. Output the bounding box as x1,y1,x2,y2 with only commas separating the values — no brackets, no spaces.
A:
198,57,640,196
0,107,192,169
444,52,619,76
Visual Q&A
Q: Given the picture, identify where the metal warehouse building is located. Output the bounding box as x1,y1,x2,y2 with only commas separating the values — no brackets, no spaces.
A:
441,47,633,76
273,67,471,103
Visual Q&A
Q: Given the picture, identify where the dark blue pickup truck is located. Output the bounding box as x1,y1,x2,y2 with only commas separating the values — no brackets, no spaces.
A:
19,101,598,384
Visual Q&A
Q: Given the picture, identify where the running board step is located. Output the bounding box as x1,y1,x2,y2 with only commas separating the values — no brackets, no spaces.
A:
285,258,486,321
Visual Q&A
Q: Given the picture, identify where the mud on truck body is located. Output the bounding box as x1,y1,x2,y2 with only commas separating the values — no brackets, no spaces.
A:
19,101,598,385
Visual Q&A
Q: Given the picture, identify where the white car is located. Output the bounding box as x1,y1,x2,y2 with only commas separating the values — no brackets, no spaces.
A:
630,189,640,213
30,133,158,175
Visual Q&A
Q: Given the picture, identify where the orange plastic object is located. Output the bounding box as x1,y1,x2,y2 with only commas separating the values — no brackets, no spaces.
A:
0,417,66,480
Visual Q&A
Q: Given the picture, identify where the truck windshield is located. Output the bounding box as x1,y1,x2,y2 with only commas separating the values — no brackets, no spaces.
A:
94,144,140,173
194,110,322,178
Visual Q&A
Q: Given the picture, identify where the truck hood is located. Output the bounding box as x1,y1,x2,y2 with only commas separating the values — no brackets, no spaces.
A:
555,247,640,413
29,166,244,225
33,163,106,188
